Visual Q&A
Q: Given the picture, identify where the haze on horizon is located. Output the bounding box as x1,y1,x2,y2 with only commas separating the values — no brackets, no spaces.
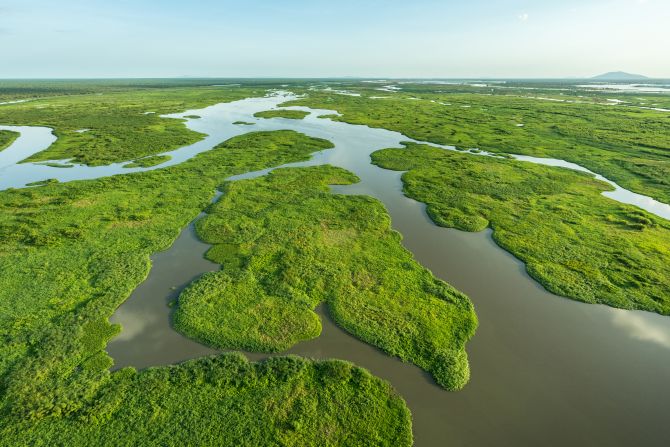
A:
1,0,669,79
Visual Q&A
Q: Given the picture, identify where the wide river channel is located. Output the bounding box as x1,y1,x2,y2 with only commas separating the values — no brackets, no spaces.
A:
3,93,670,446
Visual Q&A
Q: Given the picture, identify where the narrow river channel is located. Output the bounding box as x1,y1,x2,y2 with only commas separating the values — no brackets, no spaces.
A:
3,94,670,446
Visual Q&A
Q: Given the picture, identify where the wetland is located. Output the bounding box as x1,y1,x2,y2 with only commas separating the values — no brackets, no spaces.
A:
1,80,670,446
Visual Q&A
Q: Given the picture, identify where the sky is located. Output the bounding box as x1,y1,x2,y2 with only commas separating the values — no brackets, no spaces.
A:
1,0,669,78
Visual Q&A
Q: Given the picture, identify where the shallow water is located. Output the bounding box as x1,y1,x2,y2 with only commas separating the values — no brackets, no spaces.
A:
107,194,221,364
577,83,670,93
102,98,670,446
0,99,30,106
0,125,57,169
512,154,670,220
0,95,291,190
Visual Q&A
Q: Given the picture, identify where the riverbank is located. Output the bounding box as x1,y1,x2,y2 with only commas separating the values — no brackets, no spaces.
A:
0,130,19,152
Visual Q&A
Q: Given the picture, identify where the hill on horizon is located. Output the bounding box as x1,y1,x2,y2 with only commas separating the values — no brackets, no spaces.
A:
591,71,649,81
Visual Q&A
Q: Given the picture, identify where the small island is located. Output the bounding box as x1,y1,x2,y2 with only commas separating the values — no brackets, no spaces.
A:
253,109,310,120
40,162,74,168
123,155,172,168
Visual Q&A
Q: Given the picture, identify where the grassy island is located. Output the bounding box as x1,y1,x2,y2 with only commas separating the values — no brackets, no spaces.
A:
175,165,477,390
372,143,670,315
254,109,310,120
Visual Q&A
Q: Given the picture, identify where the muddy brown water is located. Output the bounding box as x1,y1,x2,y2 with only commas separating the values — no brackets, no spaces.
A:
106,97,670,447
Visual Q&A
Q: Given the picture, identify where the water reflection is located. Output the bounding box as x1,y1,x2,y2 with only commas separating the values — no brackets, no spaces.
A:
611,309,670,350
111,307,160,342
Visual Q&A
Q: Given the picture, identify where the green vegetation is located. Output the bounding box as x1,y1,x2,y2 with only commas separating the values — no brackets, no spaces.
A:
0,130,414,444
233,121,256,125
254,109,310,120
4,77,666,443
0,130,19,152
4,354,411,447
184,115,201,119
286,86,670,204
0,78,312,102
25,178,60,187
39,162,74,168
123,155,171,168
0,86,266,165
175,165,477,389
372,143,670,315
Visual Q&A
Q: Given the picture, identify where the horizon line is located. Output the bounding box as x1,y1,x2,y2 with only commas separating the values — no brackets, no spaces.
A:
1,76,669,81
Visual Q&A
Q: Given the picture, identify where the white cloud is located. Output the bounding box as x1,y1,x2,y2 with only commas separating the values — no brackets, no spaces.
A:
518,12,529,22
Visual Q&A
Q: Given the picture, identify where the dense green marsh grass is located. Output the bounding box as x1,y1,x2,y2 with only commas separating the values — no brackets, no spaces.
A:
0,86,266,165
0,130,416,442
4,354,412,447
123,154,172,168
0,130,19,152
254,109,310,120
372,144,670,314
175,165,477,390
0,78,307,102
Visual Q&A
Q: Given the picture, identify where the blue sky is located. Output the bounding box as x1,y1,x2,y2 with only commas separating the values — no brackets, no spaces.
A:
1,0,668,78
